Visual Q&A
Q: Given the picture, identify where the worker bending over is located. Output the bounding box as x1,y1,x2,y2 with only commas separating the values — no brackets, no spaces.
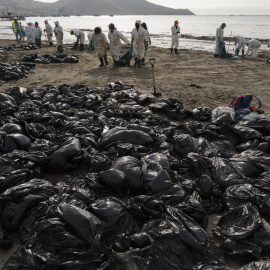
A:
70,29,85,51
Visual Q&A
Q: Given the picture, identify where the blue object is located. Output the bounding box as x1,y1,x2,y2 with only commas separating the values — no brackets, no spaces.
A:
226,56,243,60
119,48,133,66
219,41,226,57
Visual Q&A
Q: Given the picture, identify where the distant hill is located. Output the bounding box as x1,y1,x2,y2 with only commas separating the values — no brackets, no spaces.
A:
0,0,195,16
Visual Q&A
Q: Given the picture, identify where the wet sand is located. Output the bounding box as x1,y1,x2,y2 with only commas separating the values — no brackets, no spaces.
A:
1,39,270,118
0,38,269,269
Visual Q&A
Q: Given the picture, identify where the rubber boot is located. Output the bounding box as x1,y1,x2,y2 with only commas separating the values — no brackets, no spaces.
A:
134,57,138,67
99,58,104,66
114,60,119,67
138,59,141,67
79,44,84,51
141,58,145,65
170,48,173,55
174,48,179,54
49,42,53,46
104,58,108,65
242,50,245,57
235,49,239,55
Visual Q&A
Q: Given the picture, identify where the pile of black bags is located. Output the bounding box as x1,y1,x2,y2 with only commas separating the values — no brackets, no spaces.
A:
0,81,270,269
0,44,39,52
21,53,79,64
0,62,35,83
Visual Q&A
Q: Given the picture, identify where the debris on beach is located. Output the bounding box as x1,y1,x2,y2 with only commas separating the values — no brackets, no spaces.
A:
20,54,79,64
0,81,270,269
0,62,35,83
0,44,39,53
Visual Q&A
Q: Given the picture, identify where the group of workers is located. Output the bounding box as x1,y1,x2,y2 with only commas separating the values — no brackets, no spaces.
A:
12,17,267,68
215,22,264,58
69,20,151,67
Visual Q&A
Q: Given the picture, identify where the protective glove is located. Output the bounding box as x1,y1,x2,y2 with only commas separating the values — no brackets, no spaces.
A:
61,33,63,40
88,41,93,51
76,37,80,43
145,41,149,51
218,37,221,43
106,43,110,50
131,37,134,48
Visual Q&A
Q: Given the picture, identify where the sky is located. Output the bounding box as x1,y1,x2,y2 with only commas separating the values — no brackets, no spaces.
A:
35,0,270,15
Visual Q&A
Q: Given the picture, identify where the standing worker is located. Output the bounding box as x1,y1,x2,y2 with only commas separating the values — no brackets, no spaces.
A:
234,35,246,57
171,20,180,55
25,22,35,45
89,27,110,67
54,21,64,52
44,19,53,46
131,20,149,67
34,22,42,47
108,23,130,67
12,17,22,44
70,29,85,51
141,22,151,65
245,39,261,58
215,23,226,58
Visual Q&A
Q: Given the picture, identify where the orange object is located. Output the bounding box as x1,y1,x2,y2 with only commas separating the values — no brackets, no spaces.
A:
174,20,179,25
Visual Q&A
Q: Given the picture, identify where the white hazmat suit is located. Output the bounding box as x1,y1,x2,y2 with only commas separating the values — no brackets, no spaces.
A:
215,26,224,55
72,29,85,44
44,20,53,43
171,24,180,49
235,35,245,51
25,24,35,44
54,21,63,47
108,29,130,61
90,32,108,58
131,21,149,61
245,39,261,58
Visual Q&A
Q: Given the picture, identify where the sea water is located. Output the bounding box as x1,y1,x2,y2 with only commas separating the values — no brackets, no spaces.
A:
1,15,269,52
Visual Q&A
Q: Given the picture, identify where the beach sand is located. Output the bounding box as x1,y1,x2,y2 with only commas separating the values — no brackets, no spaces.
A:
0,39,269,269
1,39,270,118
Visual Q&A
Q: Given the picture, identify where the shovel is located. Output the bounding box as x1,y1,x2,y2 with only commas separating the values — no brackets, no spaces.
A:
149,58,162,97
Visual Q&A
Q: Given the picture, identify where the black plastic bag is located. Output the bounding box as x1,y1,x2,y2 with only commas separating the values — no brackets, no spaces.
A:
215,203,261,239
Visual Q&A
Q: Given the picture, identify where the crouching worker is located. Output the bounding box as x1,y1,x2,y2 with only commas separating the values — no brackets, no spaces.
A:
89,27,110,67
70,29,85,51
245,39,261,58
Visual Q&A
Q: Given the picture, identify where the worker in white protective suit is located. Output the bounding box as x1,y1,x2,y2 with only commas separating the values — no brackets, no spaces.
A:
215,23,226,58
171,20,180,55
245,39,261,58
70,29,85,51
234,35,246,57
44,19,53,46
108,23,130,67
54,21,64,52
87,32,95,50
34,22,42,47
25,22,35,45
89,27,110,67
131,20,149,67
141,22,151,65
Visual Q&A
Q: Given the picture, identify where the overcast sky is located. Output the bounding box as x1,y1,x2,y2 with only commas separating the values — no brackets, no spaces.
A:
36,0,270,15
